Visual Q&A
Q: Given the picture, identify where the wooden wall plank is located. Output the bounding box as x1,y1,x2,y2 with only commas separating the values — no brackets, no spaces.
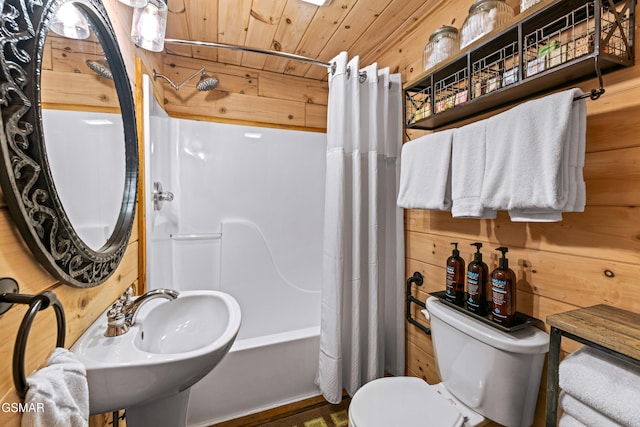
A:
241,0,288,70
406,207,640,265
406,340,440,385
160,53,328,129
283,0,359,78
304,0,394,80
305,103,328,129
186,0,219,63
258,72,328,105
161,58,259,96
584,147,640,206
587,105,640,153
165,0,194,58
217,0,252,65
42,70,120,110
406,231,640,311
350,1,436,69
262,1,318,74
164,90,307,126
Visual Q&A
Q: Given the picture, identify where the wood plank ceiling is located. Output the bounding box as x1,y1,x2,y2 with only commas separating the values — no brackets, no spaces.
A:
164,0,448,81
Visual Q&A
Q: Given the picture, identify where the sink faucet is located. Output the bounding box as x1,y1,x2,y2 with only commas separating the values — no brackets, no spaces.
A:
105,288,180,337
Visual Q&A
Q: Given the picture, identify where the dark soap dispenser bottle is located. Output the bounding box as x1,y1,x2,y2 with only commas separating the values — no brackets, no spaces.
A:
445,242,465,306
491,247,517,327
466,242,489,316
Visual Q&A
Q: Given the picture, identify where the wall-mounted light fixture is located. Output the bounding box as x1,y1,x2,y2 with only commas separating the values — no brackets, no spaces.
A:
300,0,333,5
50,2,90,40
130,0,167,52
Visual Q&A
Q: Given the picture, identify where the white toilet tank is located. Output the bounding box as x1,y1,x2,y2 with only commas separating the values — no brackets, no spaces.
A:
426,297,549,427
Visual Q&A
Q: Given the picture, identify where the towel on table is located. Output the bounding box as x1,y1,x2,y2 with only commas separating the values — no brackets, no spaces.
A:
21,347,89,427
559,346,640,427
559,414,588,427
397,130,454,210
482,88,586,222
559,391,624,427
451,119,496,219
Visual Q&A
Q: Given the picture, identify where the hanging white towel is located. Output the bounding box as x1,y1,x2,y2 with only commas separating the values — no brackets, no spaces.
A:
482,88,586,222
559,414,588,427
21,348,89,427
397,130,454,210
559,391,624,427
451,119,496,219
559,346,640,427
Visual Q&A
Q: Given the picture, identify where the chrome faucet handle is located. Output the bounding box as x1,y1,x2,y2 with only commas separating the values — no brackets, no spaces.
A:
105,302,129,337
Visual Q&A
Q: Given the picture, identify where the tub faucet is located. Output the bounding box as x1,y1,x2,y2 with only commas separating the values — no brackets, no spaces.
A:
105,288,180,337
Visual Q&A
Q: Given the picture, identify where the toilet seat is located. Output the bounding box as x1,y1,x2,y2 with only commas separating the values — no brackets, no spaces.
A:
348,377,466,427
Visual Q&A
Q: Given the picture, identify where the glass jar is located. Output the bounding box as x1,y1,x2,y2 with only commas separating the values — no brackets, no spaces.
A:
520,0,542,12
460,0,515,49
423,26,460,71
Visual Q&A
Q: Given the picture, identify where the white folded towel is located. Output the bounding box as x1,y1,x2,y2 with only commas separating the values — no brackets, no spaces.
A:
560,391,624,427
559,414,588,427
559,346,640,427
482,88,586,222
451,119,496,219
567,94,587,212
397,130,454,210
22,348,89,427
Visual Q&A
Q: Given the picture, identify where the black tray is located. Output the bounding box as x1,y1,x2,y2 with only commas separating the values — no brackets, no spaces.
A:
429,291,542,333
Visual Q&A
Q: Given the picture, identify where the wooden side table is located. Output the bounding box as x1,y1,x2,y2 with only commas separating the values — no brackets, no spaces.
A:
545,304,640,426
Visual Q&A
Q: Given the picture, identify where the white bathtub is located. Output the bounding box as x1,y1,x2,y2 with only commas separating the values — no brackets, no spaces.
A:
184,219,322,426
186,326,321,426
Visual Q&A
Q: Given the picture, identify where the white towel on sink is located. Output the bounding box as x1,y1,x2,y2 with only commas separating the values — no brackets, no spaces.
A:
22,347,89,427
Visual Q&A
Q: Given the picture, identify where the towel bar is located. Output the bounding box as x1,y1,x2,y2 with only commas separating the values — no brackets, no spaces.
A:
573,56,606,101
405,272,431,335
0,278,66,400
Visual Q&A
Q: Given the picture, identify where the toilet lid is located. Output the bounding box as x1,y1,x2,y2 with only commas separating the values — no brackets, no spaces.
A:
349,377,465,427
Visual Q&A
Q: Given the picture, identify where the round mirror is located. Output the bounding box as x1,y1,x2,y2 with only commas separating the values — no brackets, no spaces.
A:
0,0,138,287
42,24,126,251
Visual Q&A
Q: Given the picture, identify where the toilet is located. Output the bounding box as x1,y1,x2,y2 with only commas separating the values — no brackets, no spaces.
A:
349,297,549,427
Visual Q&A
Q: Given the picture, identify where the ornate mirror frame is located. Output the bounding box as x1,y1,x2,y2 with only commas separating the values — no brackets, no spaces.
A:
0,0,138,287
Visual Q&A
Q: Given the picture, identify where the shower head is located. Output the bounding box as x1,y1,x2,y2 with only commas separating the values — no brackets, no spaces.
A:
86,59,113,80
153,66,219,92
196,72,219,91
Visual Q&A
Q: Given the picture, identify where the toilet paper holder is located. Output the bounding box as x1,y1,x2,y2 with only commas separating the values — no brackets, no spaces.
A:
405,272,431,335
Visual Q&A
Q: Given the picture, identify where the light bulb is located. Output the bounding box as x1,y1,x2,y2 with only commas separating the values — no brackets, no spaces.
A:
50,2,90,40
130,0,167,52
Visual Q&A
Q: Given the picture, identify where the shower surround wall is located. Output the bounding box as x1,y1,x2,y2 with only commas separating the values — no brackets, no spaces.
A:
144,77,326,425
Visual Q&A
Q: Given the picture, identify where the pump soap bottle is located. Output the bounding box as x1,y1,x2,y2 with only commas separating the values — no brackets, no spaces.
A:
467,242,489,316
491,247,517,327
445,242,465,306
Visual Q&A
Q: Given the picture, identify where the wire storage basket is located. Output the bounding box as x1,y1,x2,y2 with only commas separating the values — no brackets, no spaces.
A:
523,0,632,79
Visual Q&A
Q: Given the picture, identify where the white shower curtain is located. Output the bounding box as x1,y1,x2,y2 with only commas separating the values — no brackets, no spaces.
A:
316,52,405,404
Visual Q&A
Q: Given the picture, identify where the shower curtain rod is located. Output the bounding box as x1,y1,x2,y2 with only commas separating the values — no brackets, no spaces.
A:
164,38,332,69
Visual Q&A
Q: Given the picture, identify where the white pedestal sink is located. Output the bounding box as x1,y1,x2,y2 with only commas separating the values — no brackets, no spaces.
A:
71,290,241,427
